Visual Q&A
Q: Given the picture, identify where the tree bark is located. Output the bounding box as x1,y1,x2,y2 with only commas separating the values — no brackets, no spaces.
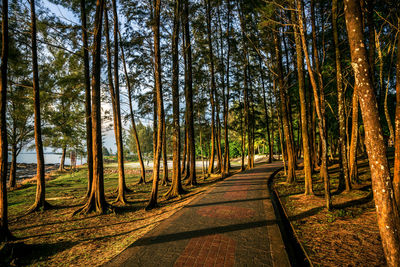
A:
332,0,351,191
349,85,359,184
183,0,196,186
8,143,17,189
28,0,50,213
273,26,296,183
59,146,66,171
291,5,312,194
161,114,168,186
74,0,108,215
206,0,216,176
394,17,400,213
297,0,331,209
119,31,146,184
344,1,400,265
146,0,164,210
0,0,13,241
80,0,93,199
165,0,184,198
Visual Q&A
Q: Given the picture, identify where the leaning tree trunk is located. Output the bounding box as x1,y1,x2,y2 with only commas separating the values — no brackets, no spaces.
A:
74,0,108,215
28,0,50,213
165,0,184,198
80,0,93,199
0,0,12,241
297,0,331,209
393,17,400,213
119,31,146,184
291,6,312,194
332,0,351,191
345,1,400,265
146,0,164,210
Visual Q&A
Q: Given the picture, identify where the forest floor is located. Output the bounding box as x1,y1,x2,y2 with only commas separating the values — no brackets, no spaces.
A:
0,163,239,266
273,154,390,266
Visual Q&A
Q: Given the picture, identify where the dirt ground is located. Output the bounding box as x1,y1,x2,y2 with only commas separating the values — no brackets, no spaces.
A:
0,166,229,267
273,158,386,266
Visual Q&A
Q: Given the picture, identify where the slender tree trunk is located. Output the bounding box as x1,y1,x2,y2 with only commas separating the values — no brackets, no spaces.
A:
74,0,108,215
345,1,400,265
273,27,296,183
165,0,183,198
104,6,127,204
260,59,272,164
0,0,12,241
146,0,164,210
80,0,93,199
376,31,395,146
297,0,331,209
333,0,351,191
119,31,146,184
161,115,168,185
206,0,216,175
291,5,312,194
349,86,359,184
393,17,400,212
8,143,17,189
59,146,66,171
28,0,50,213
183,0,196,185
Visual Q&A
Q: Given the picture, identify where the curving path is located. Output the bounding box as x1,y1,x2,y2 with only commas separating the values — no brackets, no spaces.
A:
105,161,289,267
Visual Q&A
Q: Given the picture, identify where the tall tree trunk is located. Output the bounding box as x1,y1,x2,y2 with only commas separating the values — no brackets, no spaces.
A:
8,143,17,189
297,0,331,209
332,0,351,191
183,0,196,185
146,0,164,210
259,58,272,163
104,6,127,204
222,0,231,175
0,0,12,241
80,0,93,198
119,31,146,184
345,1,400,265
291,5,312,194
28,0,50,213
206,0,216,175
393,17,400,213
273,27,296,183
74,0,108,215
112,0,129,203
165,0,184,198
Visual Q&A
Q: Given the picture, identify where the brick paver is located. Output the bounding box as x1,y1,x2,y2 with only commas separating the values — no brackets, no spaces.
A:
105,161,289,267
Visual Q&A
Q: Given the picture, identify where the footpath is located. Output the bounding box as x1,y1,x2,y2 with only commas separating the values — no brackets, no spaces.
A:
105,161,290,267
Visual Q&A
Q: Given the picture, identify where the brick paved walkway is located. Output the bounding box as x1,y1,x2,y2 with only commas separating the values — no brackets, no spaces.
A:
105,161,290,267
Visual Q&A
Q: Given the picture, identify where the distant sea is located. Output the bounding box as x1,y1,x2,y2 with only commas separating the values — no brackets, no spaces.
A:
9,152,87,165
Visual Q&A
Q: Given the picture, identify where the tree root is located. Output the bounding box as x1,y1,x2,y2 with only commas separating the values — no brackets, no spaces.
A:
25,200,53,215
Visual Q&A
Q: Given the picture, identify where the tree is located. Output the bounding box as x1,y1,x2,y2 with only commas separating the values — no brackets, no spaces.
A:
75,0,108,214
80,0,94,198
332,0,351,191
146,0,164,210
165,0,184,199
183,0,196,186
394,17,400,213
27,0,51,213
344,0,400,265
0,0,13,241
291,3,312,194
